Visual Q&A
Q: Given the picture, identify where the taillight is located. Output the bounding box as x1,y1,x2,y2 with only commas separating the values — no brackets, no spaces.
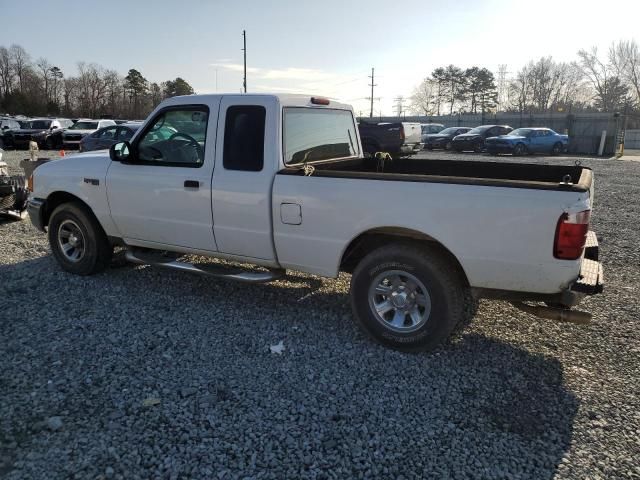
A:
554,210,590,260
400,126,405,141
27,175,34,193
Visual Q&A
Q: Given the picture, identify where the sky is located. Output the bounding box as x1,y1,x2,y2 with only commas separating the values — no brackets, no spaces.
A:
1,0,639,115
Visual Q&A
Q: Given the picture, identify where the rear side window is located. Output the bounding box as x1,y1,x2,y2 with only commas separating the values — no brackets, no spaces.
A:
223,106,266,171
283,108,359,165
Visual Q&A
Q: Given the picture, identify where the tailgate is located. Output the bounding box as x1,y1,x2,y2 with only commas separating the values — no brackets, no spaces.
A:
401,123,422,144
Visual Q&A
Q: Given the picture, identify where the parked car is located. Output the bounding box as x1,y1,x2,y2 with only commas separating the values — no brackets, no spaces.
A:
420,123,445,142
486,127,569,156
451,125,513,152
423,127,472,150
27,93,604,352
79,122,143,152
0,117,21,149
62,119,117,149
7,118,73,149
0,156,28,219
358,121,423,157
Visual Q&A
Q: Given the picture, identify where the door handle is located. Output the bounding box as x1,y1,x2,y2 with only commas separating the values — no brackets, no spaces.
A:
184,180,199,189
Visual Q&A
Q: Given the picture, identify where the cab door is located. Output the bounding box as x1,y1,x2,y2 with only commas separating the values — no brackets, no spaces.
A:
106,101,220,252
211,95,277,261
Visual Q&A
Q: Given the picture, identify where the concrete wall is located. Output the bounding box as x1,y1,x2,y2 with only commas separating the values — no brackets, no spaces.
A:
624,130,640,149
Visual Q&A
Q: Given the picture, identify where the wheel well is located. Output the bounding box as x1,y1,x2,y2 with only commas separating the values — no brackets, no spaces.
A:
339,227,469,285
42,192,92,228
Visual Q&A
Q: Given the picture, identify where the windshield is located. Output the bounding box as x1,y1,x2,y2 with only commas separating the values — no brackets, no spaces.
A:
509,128,533,137
283,108,359,165
467,126,492,134
70,121,99,130
28,120,52,129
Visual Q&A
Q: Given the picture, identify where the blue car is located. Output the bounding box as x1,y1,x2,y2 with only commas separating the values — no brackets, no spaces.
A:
485,128,568,156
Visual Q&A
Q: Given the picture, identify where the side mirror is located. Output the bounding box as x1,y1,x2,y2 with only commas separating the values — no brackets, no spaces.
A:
110,141,131,162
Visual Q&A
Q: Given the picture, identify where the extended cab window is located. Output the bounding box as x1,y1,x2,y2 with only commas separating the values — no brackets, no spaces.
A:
223,106,266,171
137,108,208,166
283,108,359,165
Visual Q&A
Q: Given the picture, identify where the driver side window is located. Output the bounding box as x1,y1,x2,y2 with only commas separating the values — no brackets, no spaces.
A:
137,107,209,167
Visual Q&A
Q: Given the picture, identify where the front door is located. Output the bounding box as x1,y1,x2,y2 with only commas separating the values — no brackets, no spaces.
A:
106,102,219,252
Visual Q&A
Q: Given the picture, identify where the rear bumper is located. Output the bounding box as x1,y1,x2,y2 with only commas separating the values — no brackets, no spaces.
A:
473,231,603,306
400,143,424,155
569,231,603,295
27,197,46,231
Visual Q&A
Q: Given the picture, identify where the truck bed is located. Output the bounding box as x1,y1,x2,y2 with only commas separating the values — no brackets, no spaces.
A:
280,158,593,192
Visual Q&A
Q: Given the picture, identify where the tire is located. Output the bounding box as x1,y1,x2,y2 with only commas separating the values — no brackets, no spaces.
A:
473,141,483,153
551,142,562,155
444,141,453,151
349,243,468,352
513,143,526,156
45,137,55,150
426,144,433,150
487,148,498,155
48,202,112,275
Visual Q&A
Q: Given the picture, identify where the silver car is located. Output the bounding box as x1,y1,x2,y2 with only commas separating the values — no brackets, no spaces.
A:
79,122,143,152
62,119,116,149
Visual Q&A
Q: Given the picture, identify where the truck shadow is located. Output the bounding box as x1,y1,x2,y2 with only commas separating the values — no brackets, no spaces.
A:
1,256,577,479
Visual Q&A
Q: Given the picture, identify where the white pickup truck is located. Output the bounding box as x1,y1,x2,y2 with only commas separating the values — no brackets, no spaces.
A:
27,94,603,351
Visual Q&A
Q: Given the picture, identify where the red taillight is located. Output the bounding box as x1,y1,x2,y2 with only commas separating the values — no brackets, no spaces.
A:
310,97,330,105
400,126,405,141
554,210,590,260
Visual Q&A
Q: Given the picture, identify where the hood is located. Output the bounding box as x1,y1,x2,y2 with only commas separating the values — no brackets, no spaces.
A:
424,133,450,140
489,135,527,141
454,133,481,140
12,129,49,135
64,129,95,136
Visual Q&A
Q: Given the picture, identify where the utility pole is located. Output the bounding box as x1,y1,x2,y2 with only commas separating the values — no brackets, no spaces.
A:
242,30,247,93
368,68,377,118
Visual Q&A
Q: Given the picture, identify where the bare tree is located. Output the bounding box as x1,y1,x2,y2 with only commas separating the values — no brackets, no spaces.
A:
610,39,640,107
409,78,439,115
577,47,617,111
9,44,30,93
36,57,52,102
0,46,13,96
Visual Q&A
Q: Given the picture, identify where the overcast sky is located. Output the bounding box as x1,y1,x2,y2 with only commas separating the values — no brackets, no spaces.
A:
1,0,638,115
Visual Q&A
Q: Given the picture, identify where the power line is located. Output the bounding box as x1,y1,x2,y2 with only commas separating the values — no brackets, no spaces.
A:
393,96,406,117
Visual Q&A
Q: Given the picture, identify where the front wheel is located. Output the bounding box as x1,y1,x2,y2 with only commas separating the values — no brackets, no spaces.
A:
551,142,563,155
513,143,527,156
473,141,483,153
48,202,112,275
350,243,467,352
444,141,453,151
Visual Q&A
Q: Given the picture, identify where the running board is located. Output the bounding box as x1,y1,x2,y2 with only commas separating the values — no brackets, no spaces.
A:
125,249,284,283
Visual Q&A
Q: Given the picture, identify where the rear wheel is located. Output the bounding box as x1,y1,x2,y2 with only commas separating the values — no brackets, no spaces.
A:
350,243,467,352
45,137,55,149
48,202,112,275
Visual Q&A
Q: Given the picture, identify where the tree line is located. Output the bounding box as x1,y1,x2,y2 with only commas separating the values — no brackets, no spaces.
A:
409,39,640,116
0,44,195,119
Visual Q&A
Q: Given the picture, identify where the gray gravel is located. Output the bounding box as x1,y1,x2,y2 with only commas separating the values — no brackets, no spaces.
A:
1,149,639,479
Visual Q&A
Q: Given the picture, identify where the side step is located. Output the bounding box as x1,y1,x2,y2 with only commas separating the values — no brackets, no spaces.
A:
125,248,284,283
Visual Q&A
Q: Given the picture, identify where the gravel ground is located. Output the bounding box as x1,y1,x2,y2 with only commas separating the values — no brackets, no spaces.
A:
1,149,639,479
